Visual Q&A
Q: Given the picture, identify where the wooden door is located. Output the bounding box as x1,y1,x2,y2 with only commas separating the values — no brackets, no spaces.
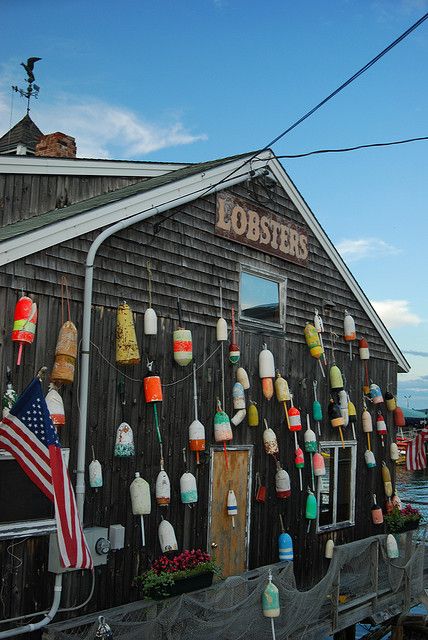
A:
207,446,252,577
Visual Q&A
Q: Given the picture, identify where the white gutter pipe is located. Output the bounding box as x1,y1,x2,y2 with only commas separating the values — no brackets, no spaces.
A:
0,574,62,639
76,166,268,518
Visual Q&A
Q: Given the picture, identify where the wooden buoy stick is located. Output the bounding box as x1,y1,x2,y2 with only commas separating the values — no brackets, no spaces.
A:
153,403,162,445
367,432,371,451
283,401,291,430
338,426,345,448
140,515,145,547
318,359,325,378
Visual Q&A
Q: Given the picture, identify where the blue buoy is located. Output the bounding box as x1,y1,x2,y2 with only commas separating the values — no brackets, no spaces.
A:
278,532,293,561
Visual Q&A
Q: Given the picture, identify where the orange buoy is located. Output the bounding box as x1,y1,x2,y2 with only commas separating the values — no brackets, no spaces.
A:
51,321,78,385
12,295,37,365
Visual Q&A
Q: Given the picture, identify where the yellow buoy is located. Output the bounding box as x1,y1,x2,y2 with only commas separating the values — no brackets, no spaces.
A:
116,302,141,365
51,321,78,385
248,401,259,427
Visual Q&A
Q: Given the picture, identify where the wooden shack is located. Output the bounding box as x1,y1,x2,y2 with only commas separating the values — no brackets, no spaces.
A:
0,125,411,624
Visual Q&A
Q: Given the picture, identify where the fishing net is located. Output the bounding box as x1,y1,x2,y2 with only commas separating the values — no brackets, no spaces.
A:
46,532,426,640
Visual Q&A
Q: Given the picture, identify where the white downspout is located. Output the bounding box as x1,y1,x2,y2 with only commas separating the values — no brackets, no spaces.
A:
75,166,268,519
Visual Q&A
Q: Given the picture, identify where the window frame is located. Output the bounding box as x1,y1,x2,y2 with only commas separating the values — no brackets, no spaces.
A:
316,440,357,533
0,448,70,540
238,263,287,333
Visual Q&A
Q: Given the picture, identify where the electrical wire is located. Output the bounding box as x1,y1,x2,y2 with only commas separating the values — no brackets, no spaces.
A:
152,11,428,233
275,135,428,158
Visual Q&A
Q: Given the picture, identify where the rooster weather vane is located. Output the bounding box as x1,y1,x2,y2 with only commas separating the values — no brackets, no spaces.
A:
12,57,42,114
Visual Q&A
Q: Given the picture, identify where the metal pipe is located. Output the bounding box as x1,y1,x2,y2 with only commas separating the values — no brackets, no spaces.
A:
0,573,62,639
76,166,268,518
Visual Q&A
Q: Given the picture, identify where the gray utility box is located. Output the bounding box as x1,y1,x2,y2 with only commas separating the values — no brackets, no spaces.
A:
48,526,110,573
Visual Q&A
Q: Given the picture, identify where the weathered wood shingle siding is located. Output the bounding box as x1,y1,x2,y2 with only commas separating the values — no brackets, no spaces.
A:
0,175,397,616
0,174,144,225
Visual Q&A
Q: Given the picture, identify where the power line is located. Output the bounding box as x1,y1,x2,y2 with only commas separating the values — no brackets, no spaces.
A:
275,135,428,159
153,11,428,232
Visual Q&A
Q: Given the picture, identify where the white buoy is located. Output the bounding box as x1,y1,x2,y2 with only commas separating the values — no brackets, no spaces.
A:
130,472,151,546
236,367,250,389
156,468,171,507
325,539,335,559
390,442,400,461
386,534,399,559
144,307,157,335
232,381,246,426
45,384,65,426
158,519,178,553
338,390,349,427
216,283,228,341
227,489,238,528
89,459,103,488
180,471,198,505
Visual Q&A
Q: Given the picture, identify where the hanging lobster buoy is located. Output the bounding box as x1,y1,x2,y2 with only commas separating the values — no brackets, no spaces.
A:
390,442,400,461
385,391,397,412
304,419,317,453
295,447,304,469
287,406,302,432
236,367,250,390
274,372,289,402
2,368,17,418
343,310,356,360
227,489,238,528
130,472,151,546
362,407,373,432
89,457,103,489
386,534,399,559
45,383,65,426
114,422,135,457
376,412,387,447
262,570,280,620
306,488,317,531
314,308,327,365
313,452,326,477
231,382,246,426
144,369,163,403
214,400,233,443
51,320,78,385
275,465,291,499
325,539,335,559
263,419,279,456
180,472,198,505
365,450,376,468
304,322,325,376
248,400,259,427
359,338,370,394
216,283,228,341
12,295,38,366
371,494,383,525
312,380,322,436
278,515,293,561
144,262,157,335
348,395,357,439
158,519,178,553
393,406,405,428
370,383,383,405
328,399,345,446
189,363,205,464
173,297,192,366
156,466,171,507
338,390,349,427
259,344,275,400
229,306,240,364
329,365,344,391
382,462,393,498
116,302,140,366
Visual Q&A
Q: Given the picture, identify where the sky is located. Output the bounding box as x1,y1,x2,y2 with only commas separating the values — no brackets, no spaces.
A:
1,0,427,408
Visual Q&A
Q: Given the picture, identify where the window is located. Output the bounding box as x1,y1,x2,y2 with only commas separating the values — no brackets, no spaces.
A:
239,265,286,331
0,448,69,539
316,441,356,532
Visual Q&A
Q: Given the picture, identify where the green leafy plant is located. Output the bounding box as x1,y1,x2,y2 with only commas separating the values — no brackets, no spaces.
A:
134,549,222,599
384,504,422,533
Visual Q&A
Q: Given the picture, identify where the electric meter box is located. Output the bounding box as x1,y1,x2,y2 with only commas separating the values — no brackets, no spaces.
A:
48,526,110,573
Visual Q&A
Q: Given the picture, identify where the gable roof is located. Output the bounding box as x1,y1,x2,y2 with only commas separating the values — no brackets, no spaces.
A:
0,148,410,372
0,114,43,154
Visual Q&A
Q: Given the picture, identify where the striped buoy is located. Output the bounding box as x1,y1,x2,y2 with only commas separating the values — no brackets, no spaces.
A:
365,450,376,468
114,422,135,457
45,384,65,426
275,465,291,499
180,472,198,504
278,531,293,561
370,383,383,405
227,489,238,528
12,294,38,366
173,297,192,366
156,468,171,507
259,344,275,400
343,310,356,360
385,391,397,412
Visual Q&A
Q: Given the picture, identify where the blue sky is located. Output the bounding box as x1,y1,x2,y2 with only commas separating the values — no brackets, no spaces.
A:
1,0,427,407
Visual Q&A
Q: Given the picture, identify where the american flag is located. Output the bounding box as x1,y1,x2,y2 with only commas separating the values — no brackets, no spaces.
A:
0,377,92,569
406,425,428,471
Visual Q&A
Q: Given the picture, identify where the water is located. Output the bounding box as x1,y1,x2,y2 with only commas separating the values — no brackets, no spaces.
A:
396,465,428,521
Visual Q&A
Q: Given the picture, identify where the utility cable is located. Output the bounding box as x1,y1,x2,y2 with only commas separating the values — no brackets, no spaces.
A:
275,135,428,158
153,11,428,233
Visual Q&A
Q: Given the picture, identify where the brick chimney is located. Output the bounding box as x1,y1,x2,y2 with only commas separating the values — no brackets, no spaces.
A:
35,132,77,158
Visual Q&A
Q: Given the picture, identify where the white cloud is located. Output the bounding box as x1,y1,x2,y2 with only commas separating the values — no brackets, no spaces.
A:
336,237,401,262
0,90,207,159
370,299,422,329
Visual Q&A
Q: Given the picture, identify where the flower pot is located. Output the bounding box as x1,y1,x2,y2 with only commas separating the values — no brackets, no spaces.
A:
144,571,214,600
398,520,420,532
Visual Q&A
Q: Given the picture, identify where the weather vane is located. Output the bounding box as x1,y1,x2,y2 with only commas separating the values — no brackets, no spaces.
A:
12,57,42,115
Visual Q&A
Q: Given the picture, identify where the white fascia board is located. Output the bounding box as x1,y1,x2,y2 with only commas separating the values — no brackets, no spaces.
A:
0,155,188,177
0,152,272,267
267,157,410,373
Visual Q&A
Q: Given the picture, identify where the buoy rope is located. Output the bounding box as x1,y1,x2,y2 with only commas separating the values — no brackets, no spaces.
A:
60,275,71,324
88,334,227,387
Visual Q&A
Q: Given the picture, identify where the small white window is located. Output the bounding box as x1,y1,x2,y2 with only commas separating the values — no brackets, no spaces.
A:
0,449,69,539
239,266,286,331
316,441,356,532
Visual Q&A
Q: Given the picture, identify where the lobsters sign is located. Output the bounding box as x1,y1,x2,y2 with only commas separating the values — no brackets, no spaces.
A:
215,193,308,265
